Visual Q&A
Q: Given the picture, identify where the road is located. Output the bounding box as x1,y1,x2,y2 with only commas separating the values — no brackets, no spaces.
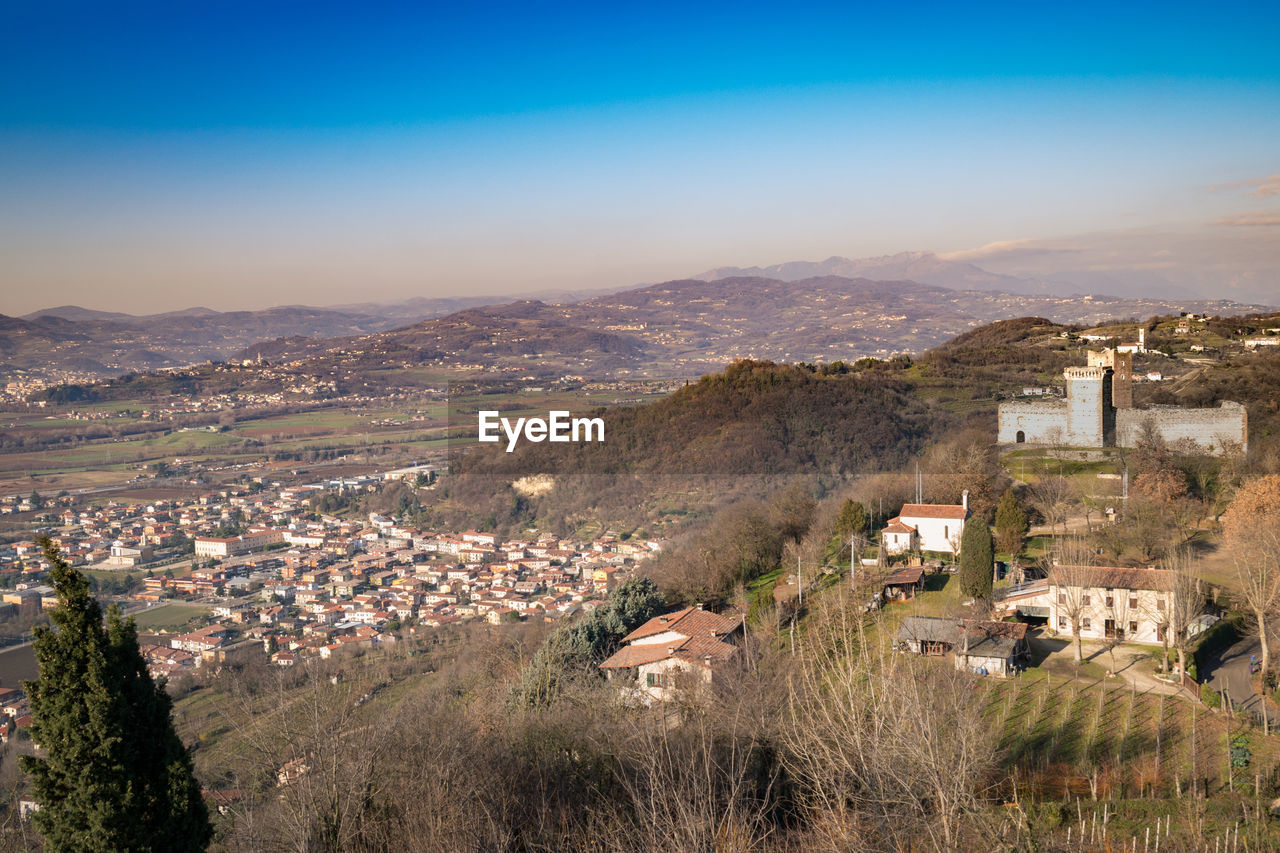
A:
1203,634,1278,725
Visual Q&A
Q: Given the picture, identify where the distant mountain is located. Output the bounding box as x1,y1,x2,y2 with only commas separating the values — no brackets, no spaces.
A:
234,274,1272,384
10,267,1273,385
695,251,1071,296
2,305,400,381
10,286,636,381
326,286,627,322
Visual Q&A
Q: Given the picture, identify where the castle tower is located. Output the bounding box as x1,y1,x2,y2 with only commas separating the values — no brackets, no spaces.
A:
1064,366,1114,447
1086,348,1132,408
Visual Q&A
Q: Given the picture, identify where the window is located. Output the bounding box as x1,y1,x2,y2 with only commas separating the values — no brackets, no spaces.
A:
1105,595,1114,607
1157,626,1166,642
1082,594,1091,606
1129,596,1138,609
646,672,666,688
1129,621,1138,635
1058,617,1067,630
1157,599,1166,611
1058,593,1066,605
1082,617,1091,630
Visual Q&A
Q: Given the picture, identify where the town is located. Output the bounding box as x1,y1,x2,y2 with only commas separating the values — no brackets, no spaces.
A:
0,464,660,707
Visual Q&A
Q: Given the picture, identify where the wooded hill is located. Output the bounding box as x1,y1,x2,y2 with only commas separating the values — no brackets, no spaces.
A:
434,359,945,533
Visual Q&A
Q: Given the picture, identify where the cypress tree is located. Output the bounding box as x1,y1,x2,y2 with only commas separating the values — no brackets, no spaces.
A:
20,537,211,852
958,516,995,600
994,488,1030,559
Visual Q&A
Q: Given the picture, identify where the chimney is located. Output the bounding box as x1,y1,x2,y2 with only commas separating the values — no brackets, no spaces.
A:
668,647,676,655
695,602,704,610
961,490,970,512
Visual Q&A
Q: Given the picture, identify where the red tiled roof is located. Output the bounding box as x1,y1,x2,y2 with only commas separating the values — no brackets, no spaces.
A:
621,608,740,643
601,607,742,670
898,503,968,520
883,520,916,534
599,643,678,669
1048,565,1174,592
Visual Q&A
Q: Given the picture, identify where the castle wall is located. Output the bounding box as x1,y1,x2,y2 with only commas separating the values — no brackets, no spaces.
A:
997,400,1070,445
1115,403,1248,456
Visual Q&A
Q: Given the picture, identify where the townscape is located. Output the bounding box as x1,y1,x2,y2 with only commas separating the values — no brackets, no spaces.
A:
5,5,1280,850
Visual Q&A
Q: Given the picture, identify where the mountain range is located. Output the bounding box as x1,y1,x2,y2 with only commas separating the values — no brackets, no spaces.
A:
3,253,1273,383
232,274,1272,384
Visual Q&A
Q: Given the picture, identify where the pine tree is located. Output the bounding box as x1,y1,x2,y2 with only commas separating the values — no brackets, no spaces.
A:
958,517,994,600
994,488,1029,559
20,537,212,852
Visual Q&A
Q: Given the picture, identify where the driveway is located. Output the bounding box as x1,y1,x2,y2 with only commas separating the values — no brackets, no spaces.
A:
1202,634,1278,725
1027,634,1183,696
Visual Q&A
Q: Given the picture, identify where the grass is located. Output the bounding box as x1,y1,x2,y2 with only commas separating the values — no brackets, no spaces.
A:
988,665,1280,803
131,603,211,631
155,430,244,449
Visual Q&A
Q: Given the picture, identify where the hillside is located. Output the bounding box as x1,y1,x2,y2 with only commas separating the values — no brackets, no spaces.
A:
10,271,1271,389
227,275,1270,386
435,359,944,531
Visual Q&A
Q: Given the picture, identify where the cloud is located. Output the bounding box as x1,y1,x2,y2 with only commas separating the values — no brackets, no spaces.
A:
1209,174,1280,198
1213,210,1280,227
938,238,1080,262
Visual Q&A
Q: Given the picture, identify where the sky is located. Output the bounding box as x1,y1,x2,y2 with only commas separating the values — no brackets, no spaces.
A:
2,1,1279,315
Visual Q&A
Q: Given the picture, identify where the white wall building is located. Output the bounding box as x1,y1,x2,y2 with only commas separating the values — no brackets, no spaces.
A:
881,492,970,556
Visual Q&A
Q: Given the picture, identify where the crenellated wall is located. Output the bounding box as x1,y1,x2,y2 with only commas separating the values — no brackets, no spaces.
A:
1115,403,1247,456
996,353,1246,456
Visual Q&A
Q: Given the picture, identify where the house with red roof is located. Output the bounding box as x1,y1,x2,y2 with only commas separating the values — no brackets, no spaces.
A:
881,491,971,556
599,605,742,704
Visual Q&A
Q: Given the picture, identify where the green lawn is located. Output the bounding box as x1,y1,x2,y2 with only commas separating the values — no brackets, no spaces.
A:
130,603,211,631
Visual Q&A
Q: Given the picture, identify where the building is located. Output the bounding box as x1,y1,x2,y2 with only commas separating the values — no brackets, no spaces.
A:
998,565,1187,645
1046,565,1177,644
881,492,970,556
997,349,1246,455
194,537,247,559
895,616,1029,677
599,606,741,703
107,541,153,567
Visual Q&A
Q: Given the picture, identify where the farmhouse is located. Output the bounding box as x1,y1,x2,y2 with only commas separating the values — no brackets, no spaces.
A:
599,605,741,704
895,616,1029,677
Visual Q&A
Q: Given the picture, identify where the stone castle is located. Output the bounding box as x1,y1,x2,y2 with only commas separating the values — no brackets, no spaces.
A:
997,349,1247,455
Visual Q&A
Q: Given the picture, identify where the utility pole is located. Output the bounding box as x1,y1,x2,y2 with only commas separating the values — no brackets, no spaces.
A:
850,536,857,592
797,554,803,607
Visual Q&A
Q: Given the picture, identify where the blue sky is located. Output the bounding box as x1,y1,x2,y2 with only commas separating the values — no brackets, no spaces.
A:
3,1,1279,313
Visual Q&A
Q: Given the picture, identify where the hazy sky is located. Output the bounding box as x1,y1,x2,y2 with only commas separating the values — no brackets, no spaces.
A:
2,1,1279,315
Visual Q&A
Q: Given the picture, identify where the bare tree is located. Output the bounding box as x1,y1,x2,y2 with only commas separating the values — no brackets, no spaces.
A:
1161,549,1205,679
1222,476,1280,676
1029,476,1072,539
1231,530,1280,677
1044,537,1096,664
783,594,1001,850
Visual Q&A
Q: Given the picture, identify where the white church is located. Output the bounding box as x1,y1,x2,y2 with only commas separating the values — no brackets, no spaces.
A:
881,491,971,556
